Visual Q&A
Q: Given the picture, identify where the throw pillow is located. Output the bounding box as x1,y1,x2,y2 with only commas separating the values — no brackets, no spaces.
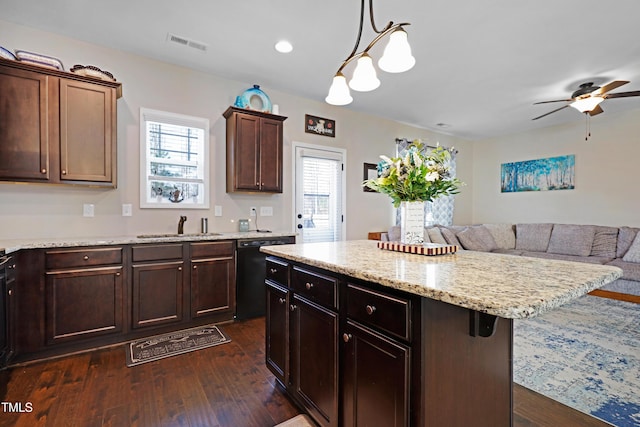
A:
426,227,447,244
515,223,553,252
387,226,401,242
456,225,498,252
616,227,640,258
439,227,462,247
482,223,516,250
547,224,596,257
590,226,619,258
622,232,640,263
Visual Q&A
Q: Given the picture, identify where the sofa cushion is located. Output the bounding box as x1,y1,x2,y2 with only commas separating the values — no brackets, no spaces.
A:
387,226,401,242
456,225,498,252
590,226,619,258
546,224,595,257
491,248,524,256
515,223,553,252
622,232,640,263
483,223,516,250
439,227,461,246
522,251,612,265
616,227,640,258
426,227,447,244
606,258,640,282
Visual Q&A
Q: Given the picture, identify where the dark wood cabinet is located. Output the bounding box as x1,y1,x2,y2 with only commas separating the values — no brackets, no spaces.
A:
190,241,235,319
290,294,339,427
342,320,410,427
0,255,16,366
131,244,184,329
266,280,289,384
224,106,286,193
0,59,120,187
44,248,124,345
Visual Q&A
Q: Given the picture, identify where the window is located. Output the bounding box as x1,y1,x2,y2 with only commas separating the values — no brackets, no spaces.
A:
140,108,210,209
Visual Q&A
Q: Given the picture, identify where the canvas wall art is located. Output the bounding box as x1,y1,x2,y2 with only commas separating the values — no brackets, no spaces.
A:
501,155,575,192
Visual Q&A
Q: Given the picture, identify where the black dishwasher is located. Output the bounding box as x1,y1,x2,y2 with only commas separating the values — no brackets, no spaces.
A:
236,236,295,319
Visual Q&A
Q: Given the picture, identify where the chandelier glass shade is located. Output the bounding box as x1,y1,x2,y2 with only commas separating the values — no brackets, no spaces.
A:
570,96,605,113
325,0,415,105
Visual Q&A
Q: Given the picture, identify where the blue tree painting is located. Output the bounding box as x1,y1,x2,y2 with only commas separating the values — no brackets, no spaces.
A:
501,155,575,192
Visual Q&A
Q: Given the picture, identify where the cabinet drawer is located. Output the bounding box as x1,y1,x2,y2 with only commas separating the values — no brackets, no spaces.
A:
292,266,337,310
45,247,123,269
346,283,411,342
191,241,234,258
132,244,183,262
266,257,289,286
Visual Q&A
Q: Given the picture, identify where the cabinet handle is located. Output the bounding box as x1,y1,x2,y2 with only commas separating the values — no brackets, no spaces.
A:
116,272,121,276
278,297,286,304
193,265,197,270
289,304,296,312
256,182,260,186
61,170,67,175
8,289,12,296
366,305,376,315
83,255,89,261
270,268,278,274
41,168,47,174
305,282,314,290
343,333,352,343
178,267,183,271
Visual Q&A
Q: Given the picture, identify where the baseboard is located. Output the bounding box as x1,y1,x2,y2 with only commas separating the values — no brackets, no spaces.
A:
588,289,640,304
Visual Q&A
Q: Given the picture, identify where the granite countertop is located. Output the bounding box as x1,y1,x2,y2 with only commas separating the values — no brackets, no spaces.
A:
0,231,297,254
261,240,623,319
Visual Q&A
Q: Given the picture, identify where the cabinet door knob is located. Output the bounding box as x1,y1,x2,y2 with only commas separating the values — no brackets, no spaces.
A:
289,304,296,312
8,289,12,296
278,297,286,304
305,282,314,290
61,170,67,175
270,268,278,274
366,305,376,315
83,255,89,261
256,182,260,186
41,168,47,174
178,266,182,271
193,265,197,270
343,333,352,343
116,272,121,276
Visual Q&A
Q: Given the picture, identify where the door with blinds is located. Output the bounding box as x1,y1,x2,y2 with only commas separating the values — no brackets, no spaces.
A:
294,144,345,243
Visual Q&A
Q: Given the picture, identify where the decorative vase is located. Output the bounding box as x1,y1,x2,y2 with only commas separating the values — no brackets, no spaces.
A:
400,201,425,244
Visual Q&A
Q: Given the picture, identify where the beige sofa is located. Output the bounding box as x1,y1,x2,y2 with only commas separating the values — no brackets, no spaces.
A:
383,223,640,298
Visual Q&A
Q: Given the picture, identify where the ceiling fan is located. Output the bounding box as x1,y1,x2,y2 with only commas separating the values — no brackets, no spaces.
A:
532,80,640,121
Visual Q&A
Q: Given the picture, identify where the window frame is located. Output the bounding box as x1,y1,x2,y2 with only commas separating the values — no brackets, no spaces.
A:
139,108,210,209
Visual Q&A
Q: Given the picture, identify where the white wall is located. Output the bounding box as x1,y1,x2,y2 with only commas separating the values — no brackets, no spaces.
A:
472,108,640,227
0,20,473,241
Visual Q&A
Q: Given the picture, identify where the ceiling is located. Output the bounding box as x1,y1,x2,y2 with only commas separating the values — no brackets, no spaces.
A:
3,0,640,140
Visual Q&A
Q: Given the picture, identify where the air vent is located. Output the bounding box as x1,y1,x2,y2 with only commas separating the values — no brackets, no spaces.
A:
167,33,208,53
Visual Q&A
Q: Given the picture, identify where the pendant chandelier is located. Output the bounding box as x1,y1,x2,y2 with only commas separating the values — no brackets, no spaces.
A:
325,0,415,106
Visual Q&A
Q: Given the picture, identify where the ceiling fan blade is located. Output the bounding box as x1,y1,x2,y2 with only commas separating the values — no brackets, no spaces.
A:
533,99,573,105
532,105,570,120
588,105,604,116
604,90,640,99
593,80,629,95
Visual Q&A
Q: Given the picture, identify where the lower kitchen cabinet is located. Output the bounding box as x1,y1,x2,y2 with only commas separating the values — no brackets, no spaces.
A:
46,267,123,344
190,241,235,319
290,294,339,427
265,280,289,384
342,320,410,427
131,244,185,329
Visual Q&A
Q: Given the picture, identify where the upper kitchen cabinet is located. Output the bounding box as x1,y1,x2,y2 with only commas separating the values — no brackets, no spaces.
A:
224,106,287,193
0,59,121,187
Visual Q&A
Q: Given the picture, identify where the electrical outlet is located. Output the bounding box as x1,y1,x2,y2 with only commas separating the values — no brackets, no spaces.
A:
250,207,257,216
260,206,273,216
122,204,132,217
83,204,95,217
214,205,222,217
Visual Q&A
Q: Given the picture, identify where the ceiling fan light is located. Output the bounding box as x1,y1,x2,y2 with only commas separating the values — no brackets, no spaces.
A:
378,28,416,73
570,96,605,113
349,54,380,92
325,73,353,105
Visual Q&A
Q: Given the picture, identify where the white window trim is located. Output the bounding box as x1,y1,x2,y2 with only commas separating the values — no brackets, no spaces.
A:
139,108,210,209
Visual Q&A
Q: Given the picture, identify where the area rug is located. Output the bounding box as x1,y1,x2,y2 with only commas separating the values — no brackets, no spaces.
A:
125,324,230,367
514,295,640,427
274,414,316,427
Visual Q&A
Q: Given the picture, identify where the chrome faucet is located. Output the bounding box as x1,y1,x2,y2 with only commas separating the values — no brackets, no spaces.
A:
178,215,187,234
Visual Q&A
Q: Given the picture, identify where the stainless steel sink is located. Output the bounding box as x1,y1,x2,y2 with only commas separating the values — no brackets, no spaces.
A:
136,233,222,238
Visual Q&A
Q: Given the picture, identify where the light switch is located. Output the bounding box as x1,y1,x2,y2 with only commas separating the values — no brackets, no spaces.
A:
83,204,95,217
122,204,132,217
214,205,222,217
260,206,273,216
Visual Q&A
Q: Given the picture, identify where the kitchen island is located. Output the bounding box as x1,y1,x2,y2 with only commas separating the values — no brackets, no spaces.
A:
261,240,622,427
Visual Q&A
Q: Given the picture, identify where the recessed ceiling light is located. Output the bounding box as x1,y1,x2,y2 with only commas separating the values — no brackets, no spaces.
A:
275,40,293,53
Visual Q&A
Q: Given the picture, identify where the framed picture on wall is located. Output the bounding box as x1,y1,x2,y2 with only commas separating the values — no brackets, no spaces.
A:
305,114,335,137
363,163,378,192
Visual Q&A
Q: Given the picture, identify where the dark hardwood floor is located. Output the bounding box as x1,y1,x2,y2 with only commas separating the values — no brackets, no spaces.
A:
0,317,612,427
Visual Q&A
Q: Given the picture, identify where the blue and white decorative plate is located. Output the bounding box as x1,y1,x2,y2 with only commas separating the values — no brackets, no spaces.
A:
234,85,272,113
0,46,16,60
